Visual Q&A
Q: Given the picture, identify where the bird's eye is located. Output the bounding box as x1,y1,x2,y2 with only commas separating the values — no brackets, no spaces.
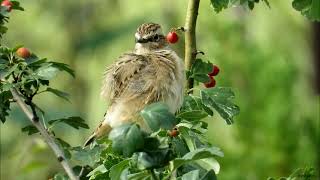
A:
153,34,160,41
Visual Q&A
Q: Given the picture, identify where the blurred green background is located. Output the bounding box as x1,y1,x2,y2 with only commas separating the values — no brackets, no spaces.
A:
1,0,319,179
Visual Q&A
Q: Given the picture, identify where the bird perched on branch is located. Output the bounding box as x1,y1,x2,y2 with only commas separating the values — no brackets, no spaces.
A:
84,23,185,146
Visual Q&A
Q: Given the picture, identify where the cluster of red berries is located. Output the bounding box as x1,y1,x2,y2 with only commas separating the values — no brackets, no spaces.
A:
16,47,31,59
204,65,220,88
1,0,13,12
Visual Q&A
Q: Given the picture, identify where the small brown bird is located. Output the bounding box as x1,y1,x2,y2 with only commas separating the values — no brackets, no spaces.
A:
84,23,185,146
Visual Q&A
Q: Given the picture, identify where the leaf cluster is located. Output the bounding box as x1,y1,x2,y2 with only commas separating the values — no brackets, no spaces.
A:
79,84,239,180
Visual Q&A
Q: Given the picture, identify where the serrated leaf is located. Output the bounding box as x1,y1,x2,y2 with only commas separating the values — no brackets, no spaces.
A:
11,1,24,11
190,59,212,83
109,159,130,180
170,147,223,172
140,102,176,132
27,58,47,66
48,116,89,129
200,87,240,124
108,124,144,157
210,0,229,13
177,110,208,121
21,125,39,135
293,0,320,21
50,61,75,78
71,146,101,166
56,138,71,159
45,87,70,102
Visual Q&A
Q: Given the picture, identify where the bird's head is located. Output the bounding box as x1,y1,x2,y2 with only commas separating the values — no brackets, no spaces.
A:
134,23,168,54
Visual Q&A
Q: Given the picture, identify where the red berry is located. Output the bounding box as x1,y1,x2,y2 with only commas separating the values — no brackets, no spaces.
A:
167,127,179,137
208,65,220,76
166,31,179,44
1,0,13,12
204,76,216,88
16,47,31,58
169,130,179,137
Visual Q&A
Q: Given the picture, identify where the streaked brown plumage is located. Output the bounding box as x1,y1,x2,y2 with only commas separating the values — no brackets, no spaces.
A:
84,23,185,146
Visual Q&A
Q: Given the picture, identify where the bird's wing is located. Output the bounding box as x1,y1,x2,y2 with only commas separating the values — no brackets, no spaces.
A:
101,53,149,101
102,51,178,106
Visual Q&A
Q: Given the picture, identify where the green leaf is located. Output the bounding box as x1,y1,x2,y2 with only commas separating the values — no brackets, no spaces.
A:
45,87,70,102
196,157,220,174
0,64,18,79
21,125,39,135
87,164,108,178
0,90,12,123
109,159,130,180
201,170,217,180
177,110,208,121
127,171,151,180
135,148,172,170
71,146,101,166
170,147,223,172
11,1,24,11
56,138,72,159
50,61,75,78
108,124,144,157
210,0,229,13
140,102,176,132
293,0,320,21
193,74,210,83
27,58,47,67
200,87,240,124
48,116,89,129
190,59,212,83
35,65,59,80
182,170,200,180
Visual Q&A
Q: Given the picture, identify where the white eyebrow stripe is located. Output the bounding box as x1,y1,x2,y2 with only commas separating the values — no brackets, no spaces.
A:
135,33,141,39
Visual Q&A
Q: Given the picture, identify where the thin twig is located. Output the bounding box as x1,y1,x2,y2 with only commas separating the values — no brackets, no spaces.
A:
10,88,78,180
184,0,200,91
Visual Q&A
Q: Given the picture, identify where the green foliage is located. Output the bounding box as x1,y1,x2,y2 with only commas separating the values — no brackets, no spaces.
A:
210,0,270,13
0,1,23,39
292,0,320,21
48,116,89,130
268,167,316,180
188,59,212,83
108,124,144,157
140,102,177,131
201,88,240,124
21,124,39,135
79,89,239,179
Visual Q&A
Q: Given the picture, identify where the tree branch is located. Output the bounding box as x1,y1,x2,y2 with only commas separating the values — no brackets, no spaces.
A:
10,88,78,180
184,0,200,91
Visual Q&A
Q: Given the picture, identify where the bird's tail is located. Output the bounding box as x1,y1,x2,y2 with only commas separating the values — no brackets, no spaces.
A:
83,121,112,147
